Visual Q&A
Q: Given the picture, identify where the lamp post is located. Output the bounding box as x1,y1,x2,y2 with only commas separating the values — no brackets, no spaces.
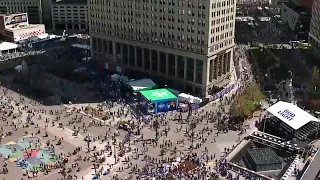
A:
191,131,195,150
154,117,159,139
263,118,266,133
190,121,196,150
113,137,117,164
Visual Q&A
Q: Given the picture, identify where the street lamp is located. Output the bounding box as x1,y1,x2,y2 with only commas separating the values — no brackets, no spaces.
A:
113,137,117,164
191,131,195,149
153,117,159,139
190,121,196,150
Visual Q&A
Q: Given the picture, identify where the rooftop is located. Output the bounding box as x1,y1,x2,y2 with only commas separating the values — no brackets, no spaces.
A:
247,148,282,166
5,24,43,32
126,78,157,92
140,88,177,102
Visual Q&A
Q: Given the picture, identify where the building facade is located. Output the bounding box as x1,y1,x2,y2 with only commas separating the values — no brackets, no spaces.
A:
280,2,311,34
309,0,320,58
89,0,236,96
51,0,88,31
0,0,42,24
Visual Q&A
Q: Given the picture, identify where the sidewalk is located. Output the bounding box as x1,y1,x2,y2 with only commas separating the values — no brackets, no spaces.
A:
4,95,130,179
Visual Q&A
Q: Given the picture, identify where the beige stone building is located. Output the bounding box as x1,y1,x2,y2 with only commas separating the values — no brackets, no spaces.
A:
89,0,236,96
51,0,88,31
309,0,320,58
0,0,42,24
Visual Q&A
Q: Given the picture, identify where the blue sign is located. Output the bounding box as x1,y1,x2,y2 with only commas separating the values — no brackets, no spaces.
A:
156,100,177,113
190,104,200,110
277,109,295,121
157,102,168,113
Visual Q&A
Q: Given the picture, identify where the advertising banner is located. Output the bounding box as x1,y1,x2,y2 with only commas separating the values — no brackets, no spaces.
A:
140,96,148,107
4,13,28,27
157,102,168,113
156,100,177,113
167,100,177,111
210,83,236,102
190,104,200,110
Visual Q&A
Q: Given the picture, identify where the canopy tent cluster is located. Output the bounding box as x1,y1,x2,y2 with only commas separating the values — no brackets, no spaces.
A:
0,42,19,55
267,101,319,130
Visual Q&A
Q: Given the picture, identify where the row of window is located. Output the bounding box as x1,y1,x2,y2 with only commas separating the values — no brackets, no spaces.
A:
90,7,206,18
211,0,235,9
89,0,207,7
53,6,86,9
209,39,234,52
210,31,233,43
53,17,87,22
0,1,38,5
107,0,207,8
211,8,234,18
53,13,86,17
91,17,207,34
105,23,206,40
53,9,86,12
92,28,207,54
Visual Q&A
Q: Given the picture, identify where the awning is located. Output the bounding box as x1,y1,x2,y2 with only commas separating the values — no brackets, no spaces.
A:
126,78,157,92
266,101,319,130
0,42,18,51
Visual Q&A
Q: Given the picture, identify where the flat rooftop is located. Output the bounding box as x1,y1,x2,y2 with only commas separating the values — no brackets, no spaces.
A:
5,24,43,32
247,148,282,165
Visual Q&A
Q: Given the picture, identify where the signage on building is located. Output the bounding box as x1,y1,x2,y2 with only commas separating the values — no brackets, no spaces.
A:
15,29,44,42
151,92,169,98
4,13,28,27
277,109,295,121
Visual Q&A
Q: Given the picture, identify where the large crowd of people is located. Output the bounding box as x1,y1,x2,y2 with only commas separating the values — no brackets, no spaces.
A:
0,35,261,180
0,50,45,62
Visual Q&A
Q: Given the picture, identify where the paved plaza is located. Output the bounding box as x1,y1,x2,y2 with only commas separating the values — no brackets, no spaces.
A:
0,45,256,180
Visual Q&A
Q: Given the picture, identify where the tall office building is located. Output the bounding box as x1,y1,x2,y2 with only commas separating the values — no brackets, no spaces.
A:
0,0,42,24
51,0,89,31
89,0,236,96
309,0,320,58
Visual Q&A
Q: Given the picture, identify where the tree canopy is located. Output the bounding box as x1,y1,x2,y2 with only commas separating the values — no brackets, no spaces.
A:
309,66,320,99
230,83,265,118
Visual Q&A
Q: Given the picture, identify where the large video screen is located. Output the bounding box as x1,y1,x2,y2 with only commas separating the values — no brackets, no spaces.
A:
4,13,28,26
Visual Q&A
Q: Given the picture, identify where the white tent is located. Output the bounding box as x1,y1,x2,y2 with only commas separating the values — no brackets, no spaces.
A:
0,42,18,51
266,101,319,130
126,78,157,92
14,65,23,72
178,93,202,104
111,74,120,82
14,60,28,73
37,33,49,39
72,44,90,50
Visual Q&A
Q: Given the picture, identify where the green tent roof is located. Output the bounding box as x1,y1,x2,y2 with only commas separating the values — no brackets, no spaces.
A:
140,88,177,102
